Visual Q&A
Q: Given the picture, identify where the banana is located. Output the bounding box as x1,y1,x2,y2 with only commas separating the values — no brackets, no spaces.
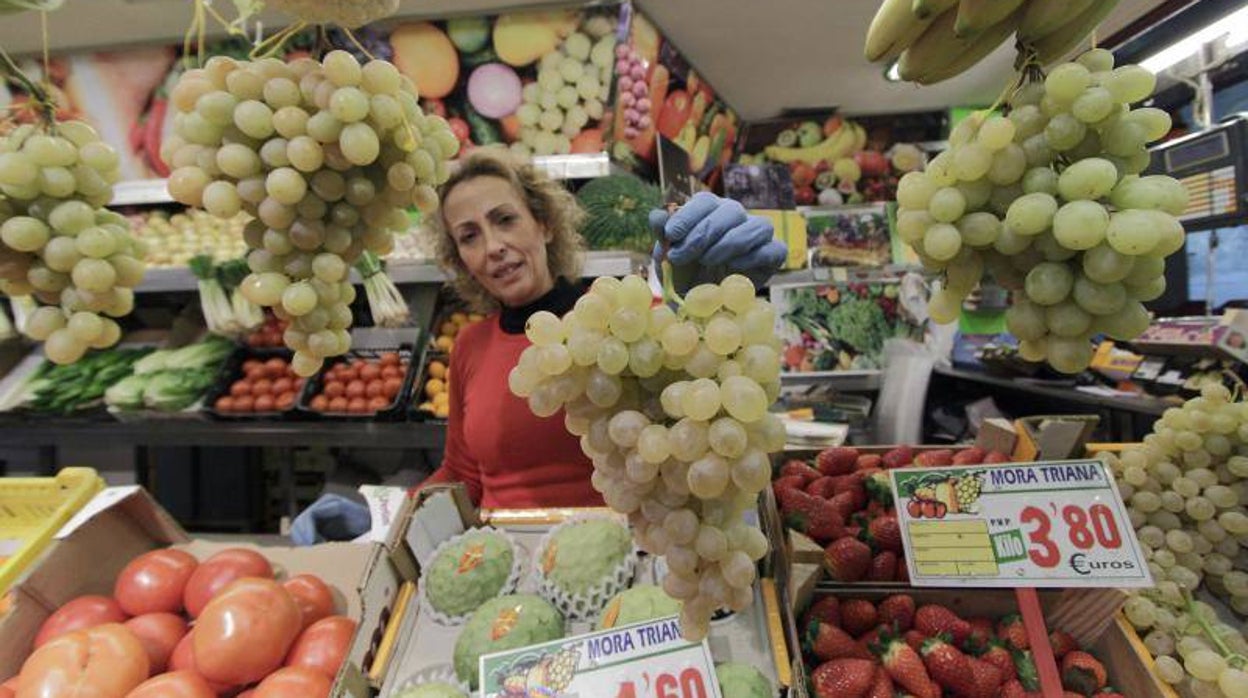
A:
865,0,937,63
763,122,857,164
897,7,974,82
850,122,868,153
1019,0,1097,41
1031,0,1122,64
954,0,1024,37
912,0,957,21
912,9,1021,84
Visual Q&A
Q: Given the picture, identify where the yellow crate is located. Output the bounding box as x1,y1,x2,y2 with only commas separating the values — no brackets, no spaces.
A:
0,468,105,596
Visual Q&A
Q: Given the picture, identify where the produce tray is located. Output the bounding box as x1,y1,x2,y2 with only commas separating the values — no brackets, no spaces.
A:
201,348,305,421
407,349,448,422
0,467,105,595
297,347,419,421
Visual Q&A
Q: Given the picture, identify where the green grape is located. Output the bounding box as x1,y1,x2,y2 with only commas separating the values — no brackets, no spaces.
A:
927,288,962,324
1006,300,1047,341
897,171,938,209
661,322,700,356
1017,337,1048,362
956,178,993,211
1047,336,1093,374
1024,262,1074,305
1005,192,1057,236
1034,231,1078,261
956,211,1001,247
526,310,565,346
1052,201,1109,250
993,225,1032,255
1021,167,1059,195
597,336,630,374
1077,48,1115,72
684,284,723,318
952,143,993,181
1021,133,1053,167
1057,157,1118,200
682,378,722,421
1106,209,1161,255
1045,113,1087,151
1126,275,1166,302
897,210,933,244
976,115,1016,150
1046,63,1092,103
1103,120,1147,157
1104,65,1156,104
1045,301,1091,337
928,187,967,223
704,316,742,355
1009,104,1048,140
1082,243,1135,283
1071,87,1115,123
608,307,646,342
720,375,768,423
628,338,663,378
923,223,963,261
987,144,1027,185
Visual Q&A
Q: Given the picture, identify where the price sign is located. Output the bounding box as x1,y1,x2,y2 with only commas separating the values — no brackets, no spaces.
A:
890,460,1152,587
478,616,722,698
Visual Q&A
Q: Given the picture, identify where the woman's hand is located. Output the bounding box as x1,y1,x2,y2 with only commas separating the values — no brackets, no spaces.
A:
650,192,788,290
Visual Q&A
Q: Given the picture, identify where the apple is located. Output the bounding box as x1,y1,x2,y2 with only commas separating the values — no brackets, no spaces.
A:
822,115,843,137
790,162,816,188
794,185,816,206
854,150,890,177
797,121,823,148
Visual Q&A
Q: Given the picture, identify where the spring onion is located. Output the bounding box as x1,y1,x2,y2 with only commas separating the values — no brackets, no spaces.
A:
220,258,264,333
355,251,410,328
190,255,238,336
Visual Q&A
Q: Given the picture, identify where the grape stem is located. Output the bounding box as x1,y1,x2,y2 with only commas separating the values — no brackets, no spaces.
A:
0,45,56,128
1182,588,1247,669
659,260,685,309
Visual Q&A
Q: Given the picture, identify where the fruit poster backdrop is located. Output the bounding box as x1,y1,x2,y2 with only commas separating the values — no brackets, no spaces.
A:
772,280,924,373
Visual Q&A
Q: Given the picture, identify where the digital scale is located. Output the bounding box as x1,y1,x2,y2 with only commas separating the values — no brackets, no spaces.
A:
1147,113,1248,229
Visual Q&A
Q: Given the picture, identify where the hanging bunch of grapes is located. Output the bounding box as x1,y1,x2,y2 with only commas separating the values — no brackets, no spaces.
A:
1,94,147,363
897,48,1186,374
165,49,460,376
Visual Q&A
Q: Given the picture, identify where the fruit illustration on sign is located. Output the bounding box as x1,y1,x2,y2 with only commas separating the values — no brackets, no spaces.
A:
797,121,823,148
657,89,692,141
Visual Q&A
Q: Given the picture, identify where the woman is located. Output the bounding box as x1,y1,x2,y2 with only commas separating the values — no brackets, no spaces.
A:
292,150,786,542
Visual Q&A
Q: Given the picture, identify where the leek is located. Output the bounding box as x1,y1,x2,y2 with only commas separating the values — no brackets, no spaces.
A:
190,255,237,336
9,295,35,336
220,258,264,333
355,251,410,328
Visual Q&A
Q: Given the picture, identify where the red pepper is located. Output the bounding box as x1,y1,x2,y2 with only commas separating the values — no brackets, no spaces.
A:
145,96,170,177
129,112,146,154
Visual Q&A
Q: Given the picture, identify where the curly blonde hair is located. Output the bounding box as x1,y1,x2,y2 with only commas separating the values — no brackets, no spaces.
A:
430,149,586,313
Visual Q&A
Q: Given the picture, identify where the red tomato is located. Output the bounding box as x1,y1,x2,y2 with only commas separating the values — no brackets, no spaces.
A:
367,396,388,411
365,381,383,399
328,397,348,412
229,382,249,397
382,378,402,399
271,378,293,395
193,578,301,686
214,396,234,412
265,357,287,377
124,671,216,698
168,632,234,695
380,366,400,380
324,382,345,399
124,613,187,674
242,359,262,374
34,595,127,648
346,398,368,414
182,549,273,618
379,352,399,366
310,395,329,411
275,392,296,410
233,395,255,412
254,395,275,412
282,575,336,629
345,381,365,399
18,624,148,698
252,667,330,698
115,549,198,615
285,616,356,680
359,364,381,382
251,379,273,396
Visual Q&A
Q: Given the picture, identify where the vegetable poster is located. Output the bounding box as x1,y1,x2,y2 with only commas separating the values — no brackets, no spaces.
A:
771,280,924,373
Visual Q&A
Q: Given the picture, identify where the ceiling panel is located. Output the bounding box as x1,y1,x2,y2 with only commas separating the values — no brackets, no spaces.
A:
0,0,1170,119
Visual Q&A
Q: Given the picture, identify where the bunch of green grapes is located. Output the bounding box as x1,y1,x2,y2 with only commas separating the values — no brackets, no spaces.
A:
1104,383,1248,696
511,31,615,158
511,274,784,641
164,50,459,375
954,474,982,510
896,48,1186,374
0,121,146,363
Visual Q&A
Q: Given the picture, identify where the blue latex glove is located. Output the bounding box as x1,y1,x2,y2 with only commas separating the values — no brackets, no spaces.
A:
650,192,788,290
290,493,371,546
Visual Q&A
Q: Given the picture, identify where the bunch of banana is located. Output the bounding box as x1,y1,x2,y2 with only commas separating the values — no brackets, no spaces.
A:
865,0,1123,84
763,119,867,164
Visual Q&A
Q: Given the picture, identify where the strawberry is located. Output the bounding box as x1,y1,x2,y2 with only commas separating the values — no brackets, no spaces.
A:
866,551,897,581
1013,649,1041,691
781,459,823,483
915,605,971,646
876,636,940,698
965,616,996,652
864,515,903,554
830,473,863,495
980,641,1017,683
919,635,973,695
895,562,910,583
806,476,838,499
997,613,1030,651
810,658,876,698
803,596,840,628
1060,650,1106,695
817,447,859,476
857,625,883,652
809,621,873,661
1048,629,1078,660
856,454,883,470
953,446,986,465
984,451,1012,464
807,503,847,543
914,449,953,467
773,475,806,493
840,599,879,638
830,491,861,522
782,489,840,538
1000,679,1038,698
864,667,894,698
903,629,927,652
965,656,1004,697
824,537,872,583
877,594,915,633
881,446,914,470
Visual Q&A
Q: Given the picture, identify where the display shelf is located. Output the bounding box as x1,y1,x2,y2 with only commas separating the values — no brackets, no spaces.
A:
767,264,923,287
108,154,627,208
0,419,446,449
779,370,882,391
134,251,649,294
932,365,1172,416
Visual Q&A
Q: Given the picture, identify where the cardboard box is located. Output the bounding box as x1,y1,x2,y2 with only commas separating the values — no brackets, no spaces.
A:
0,486,412,698
1131,311,1248,364
1013,415,1100,461
365,490,800,696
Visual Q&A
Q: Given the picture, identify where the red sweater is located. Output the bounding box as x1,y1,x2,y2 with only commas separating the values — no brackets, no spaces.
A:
420,316,603,509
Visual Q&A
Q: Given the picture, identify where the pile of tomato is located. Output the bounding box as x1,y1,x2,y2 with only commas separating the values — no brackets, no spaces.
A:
214,357,305,414
2,547,355,698
306,352,408,415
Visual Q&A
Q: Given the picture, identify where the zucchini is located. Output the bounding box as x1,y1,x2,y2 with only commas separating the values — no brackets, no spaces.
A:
463,105,501,146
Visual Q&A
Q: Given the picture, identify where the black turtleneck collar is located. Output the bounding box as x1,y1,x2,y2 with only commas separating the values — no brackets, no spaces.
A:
498,277,583,334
